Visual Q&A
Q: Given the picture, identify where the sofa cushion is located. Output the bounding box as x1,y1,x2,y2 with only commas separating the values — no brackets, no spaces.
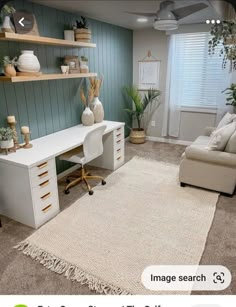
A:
207,122,236,151
216,112,236,129
225,130,236,153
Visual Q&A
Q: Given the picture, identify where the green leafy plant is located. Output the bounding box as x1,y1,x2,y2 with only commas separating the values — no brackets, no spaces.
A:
2,4,15,16
222,83,236,107
0,127,13,141
209,20,236,70
124,86,161,130
76,16,89,29
1,56,17,67
80,55,88,62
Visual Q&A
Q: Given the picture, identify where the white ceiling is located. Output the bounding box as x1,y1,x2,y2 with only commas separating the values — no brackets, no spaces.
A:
31,0,219,30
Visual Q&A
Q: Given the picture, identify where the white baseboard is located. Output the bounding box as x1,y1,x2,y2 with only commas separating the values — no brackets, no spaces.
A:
146,136,192,146
57,165,80,180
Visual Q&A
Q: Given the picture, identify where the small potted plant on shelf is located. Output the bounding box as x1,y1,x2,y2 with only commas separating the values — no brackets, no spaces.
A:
80,56,89,73
0,4,16,33
0,127,14,151
222,83,236,113
1,56,17,77
75,16,91,42
64,23,75,41
124,86,161,144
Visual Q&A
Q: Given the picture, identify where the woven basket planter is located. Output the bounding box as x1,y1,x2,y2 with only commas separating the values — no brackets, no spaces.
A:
75,29,91,42
129,128,146,144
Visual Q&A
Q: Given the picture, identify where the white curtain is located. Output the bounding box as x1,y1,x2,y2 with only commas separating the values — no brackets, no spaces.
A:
162,35,181,137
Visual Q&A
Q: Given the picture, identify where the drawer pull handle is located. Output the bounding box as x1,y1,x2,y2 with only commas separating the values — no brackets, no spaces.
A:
38,171,48,179
117,148,121,152
117,127,121,131
39,180,49,188
116,133,121,137
37,162,48,169
117,156,122,161
116,140,121,144
42,204,52,213
41,192,51,201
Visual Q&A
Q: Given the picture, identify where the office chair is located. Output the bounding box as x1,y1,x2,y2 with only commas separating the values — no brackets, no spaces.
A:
60,125,107,195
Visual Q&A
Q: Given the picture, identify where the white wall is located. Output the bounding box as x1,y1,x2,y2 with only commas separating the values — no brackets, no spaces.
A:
133,28,218,143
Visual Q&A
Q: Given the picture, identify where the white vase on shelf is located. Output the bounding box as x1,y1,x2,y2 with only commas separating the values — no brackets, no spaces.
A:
81,107,94,126
17,50,40,73
90,97,104,123
64,30,75,41
2,16,14,33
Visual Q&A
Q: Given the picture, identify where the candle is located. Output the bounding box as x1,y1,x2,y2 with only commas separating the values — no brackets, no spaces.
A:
21,126,30,134
7,115,16,123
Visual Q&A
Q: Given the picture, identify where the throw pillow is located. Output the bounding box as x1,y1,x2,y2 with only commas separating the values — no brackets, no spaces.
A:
207,122,236,151
216,112,236,129
225,130,236,153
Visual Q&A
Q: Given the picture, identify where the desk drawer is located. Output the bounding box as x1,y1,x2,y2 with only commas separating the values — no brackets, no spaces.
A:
30,166,56,188
30,159,55,179
32,176,57,201
35,194,59,228
114,127,124,142
33,184,57,209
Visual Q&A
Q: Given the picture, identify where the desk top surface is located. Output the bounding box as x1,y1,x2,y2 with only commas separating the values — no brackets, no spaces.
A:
0,120,125,168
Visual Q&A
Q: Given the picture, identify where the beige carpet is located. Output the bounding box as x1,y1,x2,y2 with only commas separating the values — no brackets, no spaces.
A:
15,157,219,295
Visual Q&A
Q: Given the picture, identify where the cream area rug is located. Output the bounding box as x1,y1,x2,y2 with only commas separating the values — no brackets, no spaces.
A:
16,157,219,295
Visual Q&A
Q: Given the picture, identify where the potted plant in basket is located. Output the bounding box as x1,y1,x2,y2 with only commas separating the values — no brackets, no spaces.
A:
0,127,14,150
124,86,161,144
1,56,17,77
222,83,236,113
64,23,75,41
75,16,91,42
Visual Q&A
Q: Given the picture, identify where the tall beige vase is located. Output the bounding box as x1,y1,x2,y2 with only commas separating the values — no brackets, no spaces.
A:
91,97,104,123
81,107,94,126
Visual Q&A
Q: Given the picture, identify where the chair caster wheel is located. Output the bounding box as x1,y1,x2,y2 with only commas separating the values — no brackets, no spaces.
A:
102,180,106,185
89,190,94,195
64,189,70,195
66,178,70,184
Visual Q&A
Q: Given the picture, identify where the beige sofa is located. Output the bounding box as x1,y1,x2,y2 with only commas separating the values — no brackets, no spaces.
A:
179,127,236,195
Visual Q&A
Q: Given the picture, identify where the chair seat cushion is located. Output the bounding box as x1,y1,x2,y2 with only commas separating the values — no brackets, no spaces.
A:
59,146,85,165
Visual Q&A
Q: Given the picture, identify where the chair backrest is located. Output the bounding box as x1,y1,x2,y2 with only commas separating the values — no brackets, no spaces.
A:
83,125,107,163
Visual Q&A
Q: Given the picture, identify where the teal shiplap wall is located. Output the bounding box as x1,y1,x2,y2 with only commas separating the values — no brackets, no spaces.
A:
0,0,133,173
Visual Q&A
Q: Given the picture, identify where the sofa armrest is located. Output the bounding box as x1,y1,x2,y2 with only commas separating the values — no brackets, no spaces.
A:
185,146,236,167
204,126,216,136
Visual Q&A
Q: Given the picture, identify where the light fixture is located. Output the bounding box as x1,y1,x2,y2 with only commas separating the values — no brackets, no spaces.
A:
153,19,178,31
137,17,148,23
211,19,215,24
216,19,221,24
206,19,210,24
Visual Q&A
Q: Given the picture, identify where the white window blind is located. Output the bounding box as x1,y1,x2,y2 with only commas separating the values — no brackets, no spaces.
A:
171,32,226,108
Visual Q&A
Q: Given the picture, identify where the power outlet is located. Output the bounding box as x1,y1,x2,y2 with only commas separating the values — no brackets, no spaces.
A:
151,120,156,127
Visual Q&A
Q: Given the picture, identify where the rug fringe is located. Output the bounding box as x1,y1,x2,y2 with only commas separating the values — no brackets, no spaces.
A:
14,241,131,295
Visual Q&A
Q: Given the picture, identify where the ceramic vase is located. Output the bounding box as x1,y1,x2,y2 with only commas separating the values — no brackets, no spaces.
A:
64,30,75,41
61,65,69,74
4,64,16,77
81,107,94,126
90,97,104,123
0,139,14,149
17,50,40,73
2,16,14,33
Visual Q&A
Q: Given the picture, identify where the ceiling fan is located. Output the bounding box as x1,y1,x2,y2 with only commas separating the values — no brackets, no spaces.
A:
127,0,209,31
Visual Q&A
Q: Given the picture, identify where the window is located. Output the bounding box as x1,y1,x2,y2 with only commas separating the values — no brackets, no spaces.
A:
171,32,226,109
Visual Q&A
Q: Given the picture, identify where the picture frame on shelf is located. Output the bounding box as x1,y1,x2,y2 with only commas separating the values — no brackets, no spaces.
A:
64,56,80,74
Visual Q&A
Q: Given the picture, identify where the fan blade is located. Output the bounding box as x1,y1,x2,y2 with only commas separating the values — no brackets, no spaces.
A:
172,3,208,20
125,12,157,17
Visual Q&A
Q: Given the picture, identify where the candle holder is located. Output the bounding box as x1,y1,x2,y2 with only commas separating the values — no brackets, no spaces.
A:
8,121,20,150
22,132,33,149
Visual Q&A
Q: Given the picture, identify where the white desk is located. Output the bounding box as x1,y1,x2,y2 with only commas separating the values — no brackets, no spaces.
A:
0,120,125,228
